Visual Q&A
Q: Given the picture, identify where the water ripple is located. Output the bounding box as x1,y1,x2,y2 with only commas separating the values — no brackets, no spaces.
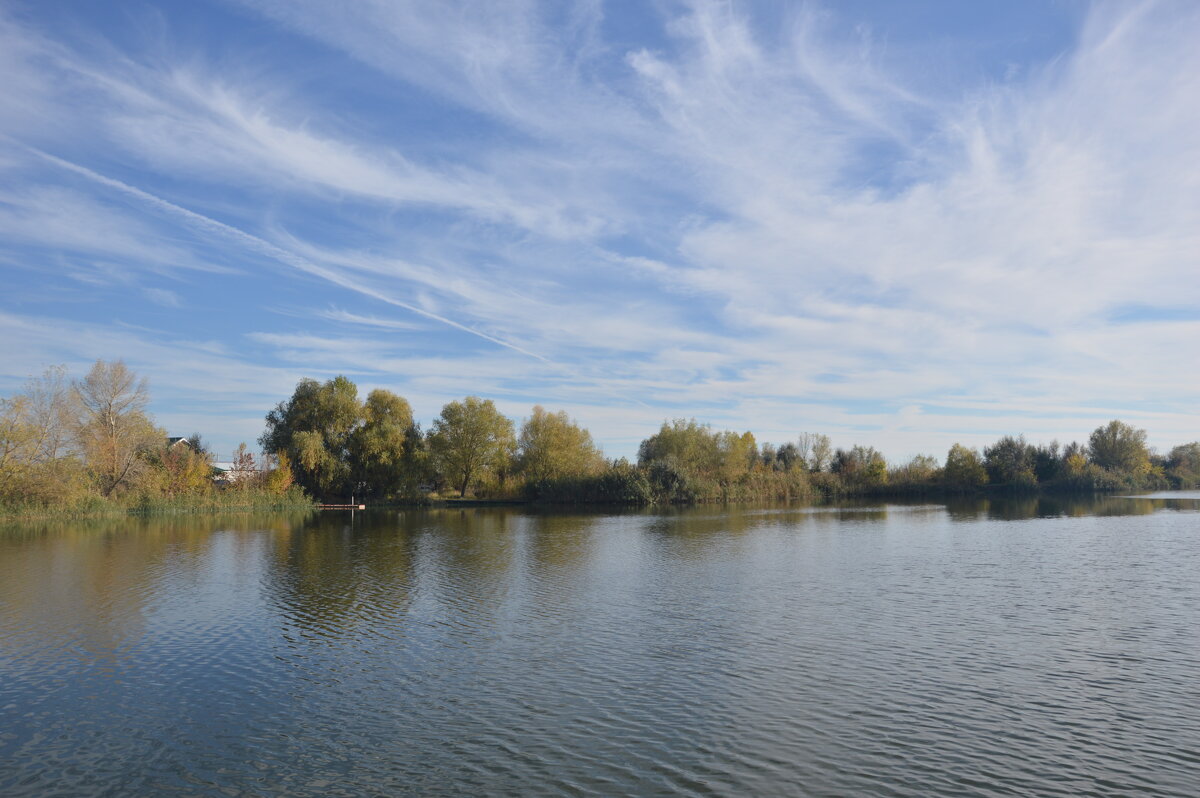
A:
2,504,1200,795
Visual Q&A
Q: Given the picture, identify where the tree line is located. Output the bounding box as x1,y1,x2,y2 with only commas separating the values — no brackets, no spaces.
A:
258,375,1200,504
4,365,1197,513
0,361,301,515
257,377,605,500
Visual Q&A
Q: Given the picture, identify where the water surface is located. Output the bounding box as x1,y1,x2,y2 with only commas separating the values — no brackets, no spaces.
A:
2,496,1199,796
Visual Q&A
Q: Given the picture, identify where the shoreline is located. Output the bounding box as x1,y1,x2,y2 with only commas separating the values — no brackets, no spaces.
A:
5,485,1193,523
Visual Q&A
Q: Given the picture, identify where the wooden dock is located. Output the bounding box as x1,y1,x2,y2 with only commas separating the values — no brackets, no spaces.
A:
317,504,366,510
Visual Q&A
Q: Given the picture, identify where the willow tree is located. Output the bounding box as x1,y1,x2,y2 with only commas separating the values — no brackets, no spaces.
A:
516,406,604,483
260,376,362,497
349,389,418,498
429,397,514,497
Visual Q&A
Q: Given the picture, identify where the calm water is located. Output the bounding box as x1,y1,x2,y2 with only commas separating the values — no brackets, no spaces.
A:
3,495,1200,796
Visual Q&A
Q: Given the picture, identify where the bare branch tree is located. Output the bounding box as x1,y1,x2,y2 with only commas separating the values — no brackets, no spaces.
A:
72,360,159,496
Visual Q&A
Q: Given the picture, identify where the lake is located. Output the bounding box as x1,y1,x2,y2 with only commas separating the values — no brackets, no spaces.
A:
3,495,1200,796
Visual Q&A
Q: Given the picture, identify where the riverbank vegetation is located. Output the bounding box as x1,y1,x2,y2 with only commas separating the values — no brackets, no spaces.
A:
253,375,1198,505
4,365,1198,514
0,361,309,520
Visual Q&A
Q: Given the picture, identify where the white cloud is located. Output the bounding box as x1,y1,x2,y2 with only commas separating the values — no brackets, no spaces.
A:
0,181,223,275
1,1,1198,462
142,287,182,307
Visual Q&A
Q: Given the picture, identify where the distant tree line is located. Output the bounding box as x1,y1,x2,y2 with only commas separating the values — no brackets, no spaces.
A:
5,365,1196,513
0,361,302,516
256,375,1200,504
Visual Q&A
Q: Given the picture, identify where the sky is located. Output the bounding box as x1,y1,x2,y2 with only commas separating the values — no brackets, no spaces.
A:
1,0,1198,464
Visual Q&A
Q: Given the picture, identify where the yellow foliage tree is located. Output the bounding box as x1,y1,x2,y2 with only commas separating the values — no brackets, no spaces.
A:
516,406,604,483
72,360,163,496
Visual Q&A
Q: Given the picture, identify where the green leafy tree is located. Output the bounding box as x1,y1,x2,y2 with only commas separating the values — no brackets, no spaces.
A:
983,435,1037,487
1033,441,1062,483
943,444,988,489
516,406,604,484
260,376,363,497
349,389,418,498
638,419,759,495
429,397,515,497
1061,441,1089,481
638,419,720,476
759,442,778,469
1088,420,1151,478
715,430,757,484
1167,442,1200,488
647,457,697,502
403,423,430,487
831,445,888,487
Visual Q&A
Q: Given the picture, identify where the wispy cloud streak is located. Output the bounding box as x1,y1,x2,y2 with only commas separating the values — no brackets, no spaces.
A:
22,143,554,361
0,1,1197,458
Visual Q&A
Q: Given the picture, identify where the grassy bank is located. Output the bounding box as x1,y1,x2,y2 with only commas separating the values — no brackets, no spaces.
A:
0,487,314,522
512,464,1178,507
520,461,815,506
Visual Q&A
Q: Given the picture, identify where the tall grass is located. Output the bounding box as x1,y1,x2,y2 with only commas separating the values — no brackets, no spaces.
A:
0,486,313,521
524,461,815,505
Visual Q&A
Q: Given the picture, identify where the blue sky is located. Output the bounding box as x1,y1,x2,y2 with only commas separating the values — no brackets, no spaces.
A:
1,0,1197,463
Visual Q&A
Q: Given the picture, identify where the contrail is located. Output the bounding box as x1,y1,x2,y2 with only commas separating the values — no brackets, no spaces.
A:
23,143,651,409
25,145,552,362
